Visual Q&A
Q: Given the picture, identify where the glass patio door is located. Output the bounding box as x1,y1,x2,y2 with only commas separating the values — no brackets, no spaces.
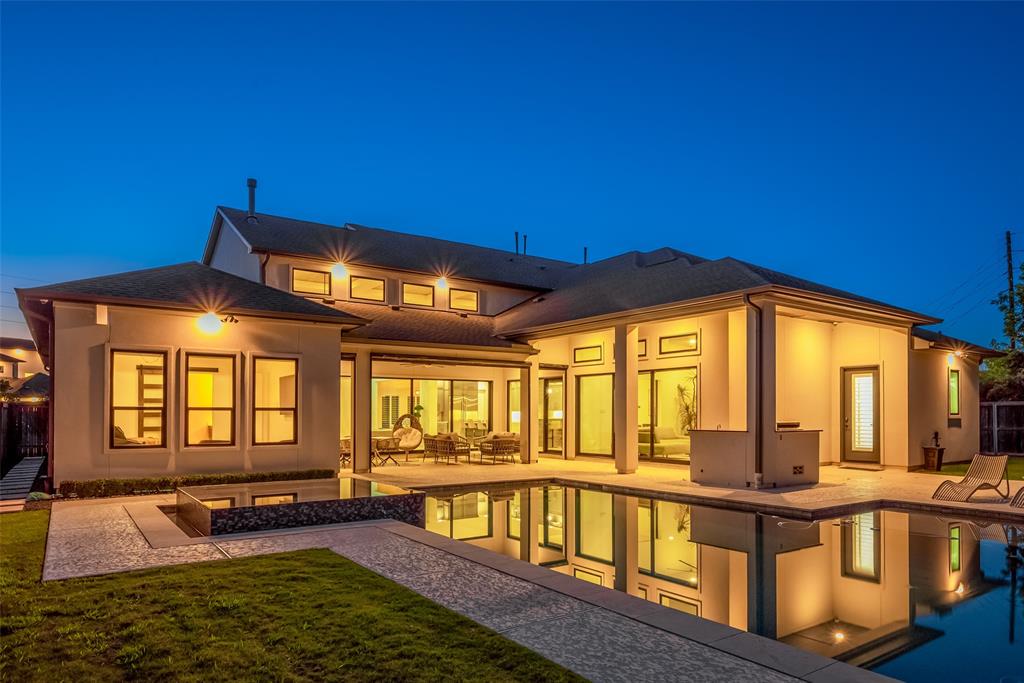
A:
842,367,880,463
539,378,564,453
637,368,698,462
576,374,613,456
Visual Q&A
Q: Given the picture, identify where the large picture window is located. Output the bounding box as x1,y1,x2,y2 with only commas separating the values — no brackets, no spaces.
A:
253,358,298,445
449,288,478,312
110,350,167,448
371,377,491,439
291,268,331,295
577,374,613,456
185,354,235,447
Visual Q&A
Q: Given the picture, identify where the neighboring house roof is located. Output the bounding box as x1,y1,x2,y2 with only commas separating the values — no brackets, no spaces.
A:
15,262,367,326
337,302,529,350
495,249,937,335
0,337,36,351
911,327,1003,359
13,372,49,398
0,353,24,364
209,207,575,291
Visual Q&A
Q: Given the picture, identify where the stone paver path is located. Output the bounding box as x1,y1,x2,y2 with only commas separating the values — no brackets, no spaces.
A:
41,497,886,682
0,456,43,501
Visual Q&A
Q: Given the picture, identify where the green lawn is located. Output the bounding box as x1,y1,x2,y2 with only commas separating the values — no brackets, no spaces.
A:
925,457,1024,481
0,511,582,682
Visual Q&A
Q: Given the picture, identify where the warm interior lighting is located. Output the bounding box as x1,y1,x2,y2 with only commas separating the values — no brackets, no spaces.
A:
955,582,965,595
833,631,846,643
13,348,25,357
331,263,348,279
197,312,223,334
510,410,522,422
553,409,564,419
436,276,449,289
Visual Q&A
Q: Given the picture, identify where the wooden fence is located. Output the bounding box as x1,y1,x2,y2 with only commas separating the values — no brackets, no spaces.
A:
981,401,1024,455
0,402,48,478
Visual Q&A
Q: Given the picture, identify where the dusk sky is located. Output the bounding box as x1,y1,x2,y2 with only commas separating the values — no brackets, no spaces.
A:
2,2,1021,344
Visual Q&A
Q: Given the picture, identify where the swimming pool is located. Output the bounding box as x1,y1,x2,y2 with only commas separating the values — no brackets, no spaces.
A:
421,483,1024,682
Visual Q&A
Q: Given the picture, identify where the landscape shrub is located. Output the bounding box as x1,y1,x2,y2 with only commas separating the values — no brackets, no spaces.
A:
58,469,335,498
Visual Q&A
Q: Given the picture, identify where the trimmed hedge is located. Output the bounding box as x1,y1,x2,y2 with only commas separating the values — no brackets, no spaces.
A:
58,469,336,499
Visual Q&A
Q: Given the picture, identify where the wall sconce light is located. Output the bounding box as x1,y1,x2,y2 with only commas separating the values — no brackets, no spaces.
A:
436,276,449,289
197,312,238,334
331,263,348,279
955,581,965,595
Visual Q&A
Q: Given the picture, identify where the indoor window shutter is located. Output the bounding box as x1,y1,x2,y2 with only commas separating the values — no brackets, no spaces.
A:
852,373,874,451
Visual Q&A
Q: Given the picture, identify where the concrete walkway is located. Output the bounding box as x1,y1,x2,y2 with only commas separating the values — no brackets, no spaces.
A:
40,497,885,683
363,457,1024,521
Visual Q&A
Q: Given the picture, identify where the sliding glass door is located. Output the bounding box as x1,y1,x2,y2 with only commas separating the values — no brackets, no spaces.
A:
637,368,697,462
372,378,490,440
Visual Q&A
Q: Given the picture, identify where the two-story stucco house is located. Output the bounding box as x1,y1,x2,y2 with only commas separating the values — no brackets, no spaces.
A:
17,182,998,488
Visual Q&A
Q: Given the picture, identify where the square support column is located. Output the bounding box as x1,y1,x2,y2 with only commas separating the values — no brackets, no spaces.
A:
752,300,777,488
519,358,539,463
352,349,373,473
612,494,638,593
614,324,639,474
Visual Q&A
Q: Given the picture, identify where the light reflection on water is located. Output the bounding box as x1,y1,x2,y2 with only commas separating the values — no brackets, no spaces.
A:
423,485,1024,682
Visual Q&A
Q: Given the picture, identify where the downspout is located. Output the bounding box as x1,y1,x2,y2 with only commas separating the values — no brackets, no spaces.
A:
743,293,764,488
258,252,271,285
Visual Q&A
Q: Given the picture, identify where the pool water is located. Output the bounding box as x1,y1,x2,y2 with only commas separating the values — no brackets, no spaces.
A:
422,484,1024,682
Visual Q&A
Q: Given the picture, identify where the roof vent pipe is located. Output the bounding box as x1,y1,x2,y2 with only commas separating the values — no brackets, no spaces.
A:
522,234,527,255
247,178,258,223
584,247,588,264
515,231,520,255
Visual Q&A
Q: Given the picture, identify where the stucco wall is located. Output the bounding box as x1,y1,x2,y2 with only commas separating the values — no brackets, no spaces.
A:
908,348,980,466
208,221,261,283
51,301,342,484
776,315,910,466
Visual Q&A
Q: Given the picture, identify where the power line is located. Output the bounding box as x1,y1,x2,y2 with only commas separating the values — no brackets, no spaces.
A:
930,270,1006,316
921,258,1003,311
0,273,48,283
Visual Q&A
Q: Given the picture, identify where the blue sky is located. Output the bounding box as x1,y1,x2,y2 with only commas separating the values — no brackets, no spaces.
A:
2,2,1021,344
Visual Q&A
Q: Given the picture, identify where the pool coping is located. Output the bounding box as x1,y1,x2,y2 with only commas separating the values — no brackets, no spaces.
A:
405,475,1024,524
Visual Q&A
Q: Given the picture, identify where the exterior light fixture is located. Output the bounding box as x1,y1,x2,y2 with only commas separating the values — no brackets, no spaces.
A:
833,631,846,643
955,349,965,359
197,312,223,334
13,348,25,357
436,276,449,289
955,582,965,595
946,353,955,367
331,263,348,279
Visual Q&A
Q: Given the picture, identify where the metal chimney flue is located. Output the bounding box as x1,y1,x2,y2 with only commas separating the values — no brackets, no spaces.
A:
584,246,588,264
247,178,258,222
522,234,527,255
515,231,520,255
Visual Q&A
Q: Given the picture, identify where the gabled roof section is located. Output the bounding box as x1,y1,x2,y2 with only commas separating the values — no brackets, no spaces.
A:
0,352,24,364
0,337,36,351
212,206,575,290
496,250,936,335
911,327,1002,359
16,262,366,326
337,302,530,350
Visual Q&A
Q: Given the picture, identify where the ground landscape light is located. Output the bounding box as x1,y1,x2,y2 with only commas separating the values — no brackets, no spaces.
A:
197,312,223,334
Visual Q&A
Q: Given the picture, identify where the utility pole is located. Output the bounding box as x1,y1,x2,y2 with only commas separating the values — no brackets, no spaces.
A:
1007,230,1017,349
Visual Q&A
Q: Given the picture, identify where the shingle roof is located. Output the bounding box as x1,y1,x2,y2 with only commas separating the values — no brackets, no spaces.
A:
214,207,575,290
337,302,528,349
911,327,1002,359
495,250,936,334
13,372,48,398
0,337,35,350
0,352,24,364
16,262,365,326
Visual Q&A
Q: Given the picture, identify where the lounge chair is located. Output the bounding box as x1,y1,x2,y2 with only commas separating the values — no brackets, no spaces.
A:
1010,487,1024,509
478,432,519,464
372,414,424,466
932,454,1010,502
423,433,471,465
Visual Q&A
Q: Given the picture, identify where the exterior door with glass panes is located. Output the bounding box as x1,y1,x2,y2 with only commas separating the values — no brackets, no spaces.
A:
842,367,880,463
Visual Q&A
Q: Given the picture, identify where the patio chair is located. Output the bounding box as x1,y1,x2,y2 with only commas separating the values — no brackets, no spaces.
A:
1010,486,1024,509
340,438,352,468
478,432,519,464
932,453,1010,502
373,414,424,466
424,433,471,465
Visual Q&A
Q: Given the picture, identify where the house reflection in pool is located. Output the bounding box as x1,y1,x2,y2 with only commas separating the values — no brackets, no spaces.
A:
424,486,998,668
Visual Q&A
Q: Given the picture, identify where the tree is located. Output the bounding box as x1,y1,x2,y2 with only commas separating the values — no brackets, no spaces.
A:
983,261,1024,400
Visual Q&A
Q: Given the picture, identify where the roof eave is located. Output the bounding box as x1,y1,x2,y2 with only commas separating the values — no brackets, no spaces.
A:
16,291,367,328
